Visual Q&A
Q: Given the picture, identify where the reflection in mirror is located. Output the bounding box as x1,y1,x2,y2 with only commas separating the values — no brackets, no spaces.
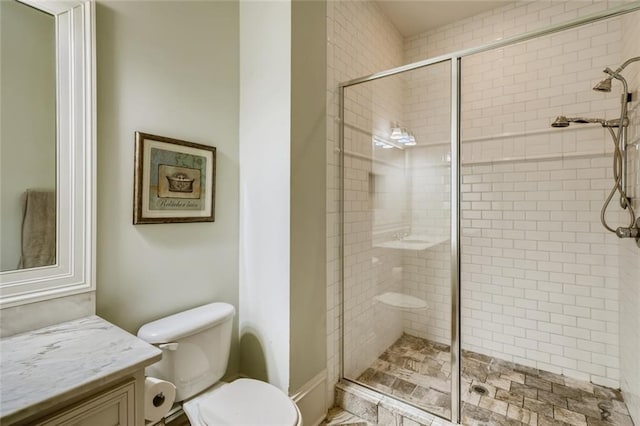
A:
0,0,56,272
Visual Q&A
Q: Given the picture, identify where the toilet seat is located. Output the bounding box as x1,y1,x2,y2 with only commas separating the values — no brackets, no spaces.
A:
182,378,300,426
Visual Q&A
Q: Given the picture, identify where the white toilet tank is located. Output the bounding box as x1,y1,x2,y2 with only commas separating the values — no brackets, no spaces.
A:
137,303,235,402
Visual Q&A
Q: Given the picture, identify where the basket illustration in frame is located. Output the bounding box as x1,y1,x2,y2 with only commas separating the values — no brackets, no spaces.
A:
133,132,216,224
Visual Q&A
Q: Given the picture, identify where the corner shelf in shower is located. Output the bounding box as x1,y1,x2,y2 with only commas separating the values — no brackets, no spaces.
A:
374,292,428,311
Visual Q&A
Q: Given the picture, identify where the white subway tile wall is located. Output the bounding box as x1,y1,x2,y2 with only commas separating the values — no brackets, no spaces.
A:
403,62,452,346
458,158,623,385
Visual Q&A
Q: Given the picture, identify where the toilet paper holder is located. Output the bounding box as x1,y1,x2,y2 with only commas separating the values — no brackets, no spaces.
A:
144,377,176,421
153,392,166,407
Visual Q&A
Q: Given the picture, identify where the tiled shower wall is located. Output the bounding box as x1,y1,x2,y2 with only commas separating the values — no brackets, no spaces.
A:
458,157,622,384
619,9,640,423
403,4,632,388
402,62,452,345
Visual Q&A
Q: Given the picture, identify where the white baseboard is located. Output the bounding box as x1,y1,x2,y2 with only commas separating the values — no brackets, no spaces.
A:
291,370,328,426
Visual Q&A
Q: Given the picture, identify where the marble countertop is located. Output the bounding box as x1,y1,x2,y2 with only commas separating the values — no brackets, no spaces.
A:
0,315,162,424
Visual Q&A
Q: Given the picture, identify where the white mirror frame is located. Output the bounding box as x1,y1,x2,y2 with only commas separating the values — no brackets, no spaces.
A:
0,0,95,308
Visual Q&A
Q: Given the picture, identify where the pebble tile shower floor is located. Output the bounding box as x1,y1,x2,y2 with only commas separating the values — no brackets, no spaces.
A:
356,334,633,426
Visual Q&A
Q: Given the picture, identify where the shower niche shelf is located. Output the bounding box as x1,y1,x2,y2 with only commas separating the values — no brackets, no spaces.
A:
374,292,428,311
375,236,448,251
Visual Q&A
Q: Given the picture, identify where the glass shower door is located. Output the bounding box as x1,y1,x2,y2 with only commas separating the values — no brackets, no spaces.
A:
341,59,455,421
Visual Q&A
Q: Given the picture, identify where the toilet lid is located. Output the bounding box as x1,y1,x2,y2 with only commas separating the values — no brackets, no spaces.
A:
183,378,298,426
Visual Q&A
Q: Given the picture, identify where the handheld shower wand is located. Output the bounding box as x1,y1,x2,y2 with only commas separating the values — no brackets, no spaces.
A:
550,116,623,128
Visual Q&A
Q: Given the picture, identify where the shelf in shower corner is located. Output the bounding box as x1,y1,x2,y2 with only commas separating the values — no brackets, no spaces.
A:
374,292,428,311
374,236,449,251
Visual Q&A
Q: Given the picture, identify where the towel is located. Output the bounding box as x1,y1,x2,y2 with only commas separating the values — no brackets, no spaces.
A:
18,189,56,269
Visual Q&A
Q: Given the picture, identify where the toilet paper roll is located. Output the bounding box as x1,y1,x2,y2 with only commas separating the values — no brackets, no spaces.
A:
144,377,176,422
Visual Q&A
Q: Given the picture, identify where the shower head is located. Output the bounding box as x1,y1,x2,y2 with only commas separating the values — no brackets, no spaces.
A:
593,78,612,92
551,116,608,128
593,58,640,92
551,116,570,127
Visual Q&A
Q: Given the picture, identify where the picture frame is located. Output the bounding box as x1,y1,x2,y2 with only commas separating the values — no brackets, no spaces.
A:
133,132,216,224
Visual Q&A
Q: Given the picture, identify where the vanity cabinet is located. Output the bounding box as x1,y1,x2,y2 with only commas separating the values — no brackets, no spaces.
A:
0,316,161,426
35,379,135,426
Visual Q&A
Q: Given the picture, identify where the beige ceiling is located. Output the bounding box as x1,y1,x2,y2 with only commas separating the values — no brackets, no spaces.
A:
376,0,515,37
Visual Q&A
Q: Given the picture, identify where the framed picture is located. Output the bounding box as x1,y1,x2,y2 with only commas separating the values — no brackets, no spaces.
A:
133,132,216,224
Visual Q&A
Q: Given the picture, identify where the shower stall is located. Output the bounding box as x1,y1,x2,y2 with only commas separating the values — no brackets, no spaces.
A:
338,3,640,425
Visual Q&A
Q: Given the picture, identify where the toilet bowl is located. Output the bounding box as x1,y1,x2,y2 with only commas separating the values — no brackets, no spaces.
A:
183,378,302,426
137,303,302,426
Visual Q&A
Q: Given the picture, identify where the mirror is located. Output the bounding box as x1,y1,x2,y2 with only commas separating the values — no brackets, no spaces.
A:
1,1,56,272
0,0,95,307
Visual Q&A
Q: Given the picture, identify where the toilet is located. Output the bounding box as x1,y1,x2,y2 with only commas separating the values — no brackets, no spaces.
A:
137,303,302,426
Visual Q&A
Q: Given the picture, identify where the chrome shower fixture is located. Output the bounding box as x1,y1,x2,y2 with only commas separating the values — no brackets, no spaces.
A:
550,116,570,127
592,78,612,92
551,116,624,128
551,116,604,127
592,57,640,92
552,56,640,247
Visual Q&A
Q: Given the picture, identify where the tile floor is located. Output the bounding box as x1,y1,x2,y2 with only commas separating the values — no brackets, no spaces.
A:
321,406,372,425
355,334,633,426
